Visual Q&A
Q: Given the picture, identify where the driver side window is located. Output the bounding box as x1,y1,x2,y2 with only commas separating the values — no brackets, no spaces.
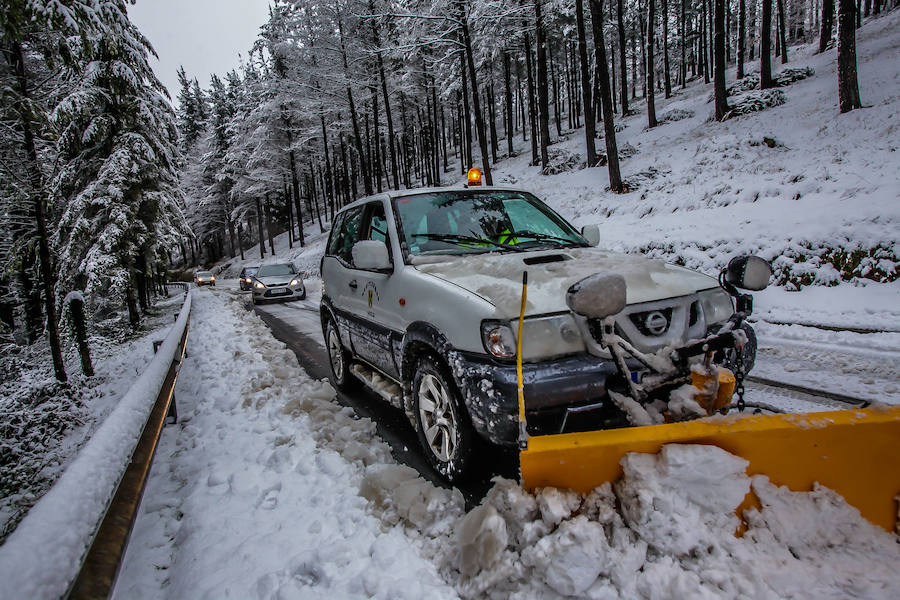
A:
330,206,364,265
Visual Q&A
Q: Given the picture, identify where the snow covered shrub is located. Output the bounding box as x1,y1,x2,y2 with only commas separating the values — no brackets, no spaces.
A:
636,240,897,289
712,67,814,102
661,108,694,123
773,243,899,287
542,148,584,175
0,378,91,542
596,143,639,169
622,166,669,190
723,90,787,119
773,66,815,86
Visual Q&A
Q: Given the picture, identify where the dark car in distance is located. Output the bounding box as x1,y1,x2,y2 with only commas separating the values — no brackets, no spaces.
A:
239,266,260,291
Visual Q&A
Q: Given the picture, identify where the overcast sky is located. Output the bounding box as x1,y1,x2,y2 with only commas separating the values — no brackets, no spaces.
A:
128,0,272,104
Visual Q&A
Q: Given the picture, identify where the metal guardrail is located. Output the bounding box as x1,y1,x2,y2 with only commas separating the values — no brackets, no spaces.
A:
67,284,191,599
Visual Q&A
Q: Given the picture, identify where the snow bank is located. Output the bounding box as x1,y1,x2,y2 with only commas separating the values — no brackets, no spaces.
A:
0,291,191,599
115,290,458,599
424,444,900,599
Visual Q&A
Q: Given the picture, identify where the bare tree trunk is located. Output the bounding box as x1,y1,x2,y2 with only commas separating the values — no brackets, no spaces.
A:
681,0,688,88
285,122,305,246
590,0,624,192
67,294,94,377
460,54,473,168
663,0,672,97
836,0,862,112
761,0,774,87
778,0,789,62
647,0,659,127
819,0,834,53
461,15,493,184
264,195,275,255
371,87,383,193
256,198,266,259
9,40,65,381
338,17,372,196
370,5,399,191
125,279,140,330
535,0,551,169
714,0,731,120
524,33,539,165
503,51,515,157
575,0,597,166
738,0,746,77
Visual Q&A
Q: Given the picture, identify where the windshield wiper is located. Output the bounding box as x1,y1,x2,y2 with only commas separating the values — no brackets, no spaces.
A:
505,230,585,248
411,232,525,252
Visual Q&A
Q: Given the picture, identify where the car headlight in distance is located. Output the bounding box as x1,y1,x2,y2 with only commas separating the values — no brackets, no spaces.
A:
481,321,517,359
699,288,734,326
289,279,302,287
254,281,265,289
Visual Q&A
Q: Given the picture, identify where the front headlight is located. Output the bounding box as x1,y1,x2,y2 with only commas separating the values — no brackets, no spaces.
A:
289,279,301,287
211,276,215,281
481,321,517,359
699,288,734,326
254,281,265,289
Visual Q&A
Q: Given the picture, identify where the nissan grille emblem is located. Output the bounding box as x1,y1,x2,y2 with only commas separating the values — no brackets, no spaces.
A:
644,311,669,336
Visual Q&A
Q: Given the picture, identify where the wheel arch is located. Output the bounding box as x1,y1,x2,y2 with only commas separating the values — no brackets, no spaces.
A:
400,321,470,428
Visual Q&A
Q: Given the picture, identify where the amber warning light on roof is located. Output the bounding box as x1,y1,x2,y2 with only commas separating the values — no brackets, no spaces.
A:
467,167,483,186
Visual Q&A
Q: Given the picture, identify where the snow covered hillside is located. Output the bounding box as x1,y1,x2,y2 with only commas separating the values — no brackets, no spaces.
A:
221,11,898,328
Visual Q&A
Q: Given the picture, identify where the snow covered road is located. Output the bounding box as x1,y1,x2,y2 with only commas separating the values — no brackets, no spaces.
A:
113,286,900,599
115,289,459,598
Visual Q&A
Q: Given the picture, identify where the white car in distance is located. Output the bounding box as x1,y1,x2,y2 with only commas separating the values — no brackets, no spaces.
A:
252,263,306,305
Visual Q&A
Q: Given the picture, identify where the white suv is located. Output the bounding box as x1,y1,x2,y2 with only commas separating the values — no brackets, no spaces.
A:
320,187,763,482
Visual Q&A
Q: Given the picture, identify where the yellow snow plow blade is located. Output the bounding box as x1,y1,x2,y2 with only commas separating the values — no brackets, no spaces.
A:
520,405,900,532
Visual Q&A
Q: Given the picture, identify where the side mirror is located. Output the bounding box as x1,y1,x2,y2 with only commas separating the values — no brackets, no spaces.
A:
581,224,601,247
352,240,392,271
566,273,627,319
724,255,772,291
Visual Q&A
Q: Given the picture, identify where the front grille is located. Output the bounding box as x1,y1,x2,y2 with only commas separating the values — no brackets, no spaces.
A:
577,293,708,355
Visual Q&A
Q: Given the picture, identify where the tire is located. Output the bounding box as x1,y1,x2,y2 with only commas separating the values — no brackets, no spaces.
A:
252,297,258,305
325,317,356,392
297,290,306,300
412,356,475,483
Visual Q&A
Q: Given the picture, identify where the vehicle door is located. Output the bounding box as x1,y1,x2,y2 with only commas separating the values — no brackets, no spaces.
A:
346,200,401,376
322,206,364,350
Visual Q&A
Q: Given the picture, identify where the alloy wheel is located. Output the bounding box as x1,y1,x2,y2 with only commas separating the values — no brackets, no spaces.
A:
417,373,458,462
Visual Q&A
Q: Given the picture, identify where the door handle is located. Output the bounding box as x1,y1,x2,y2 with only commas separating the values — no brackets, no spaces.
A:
349,280,358,290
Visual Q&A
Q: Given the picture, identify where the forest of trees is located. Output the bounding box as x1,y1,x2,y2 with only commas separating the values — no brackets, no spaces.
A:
178,0,877,267
0,0,884,382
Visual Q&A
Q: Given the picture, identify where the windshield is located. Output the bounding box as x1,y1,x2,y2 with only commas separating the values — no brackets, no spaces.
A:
393,190,587,256
196,271,212,277
256,264,296,277
242,267,258,276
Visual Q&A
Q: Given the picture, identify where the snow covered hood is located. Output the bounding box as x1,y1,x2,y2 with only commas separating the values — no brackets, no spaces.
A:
413,248,719,318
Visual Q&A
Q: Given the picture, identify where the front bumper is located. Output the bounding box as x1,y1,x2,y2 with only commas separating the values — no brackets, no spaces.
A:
455,351,621,446
252,284,305,301
454,322,757,446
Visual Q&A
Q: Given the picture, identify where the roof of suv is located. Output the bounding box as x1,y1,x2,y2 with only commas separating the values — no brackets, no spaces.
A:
337,185,532,214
